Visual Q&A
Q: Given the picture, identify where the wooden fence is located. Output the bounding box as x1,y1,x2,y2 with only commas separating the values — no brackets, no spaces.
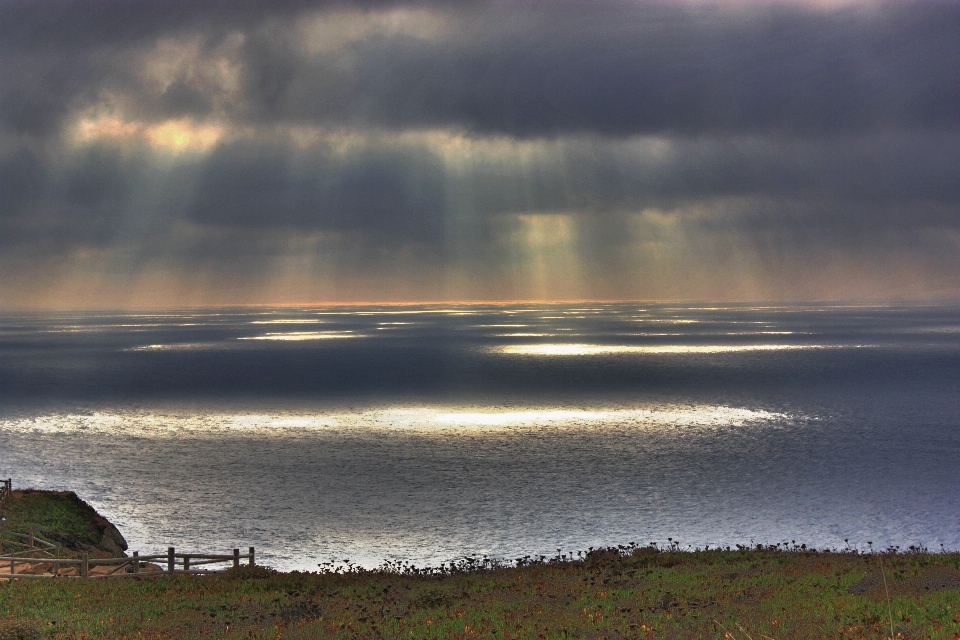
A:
0,542,256,579
1,529,59,556
0,479,257,579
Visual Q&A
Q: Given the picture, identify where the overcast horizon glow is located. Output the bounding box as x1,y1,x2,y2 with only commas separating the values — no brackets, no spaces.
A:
1,0,957,309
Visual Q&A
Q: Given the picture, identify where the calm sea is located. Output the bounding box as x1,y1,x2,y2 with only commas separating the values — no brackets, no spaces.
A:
0,303,957,570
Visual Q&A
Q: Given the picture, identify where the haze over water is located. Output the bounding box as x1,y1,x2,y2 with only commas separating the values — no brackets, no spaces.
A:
1,303,958,571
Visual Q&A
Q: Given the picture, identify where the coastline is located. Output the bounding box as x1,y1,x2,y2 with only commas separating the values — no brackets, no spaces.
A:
3,488,960,638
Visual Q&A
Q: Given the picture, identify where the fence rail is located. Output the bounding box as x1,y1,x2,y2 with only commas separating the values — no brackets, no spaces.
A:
1,530,59,556
0,546,256,579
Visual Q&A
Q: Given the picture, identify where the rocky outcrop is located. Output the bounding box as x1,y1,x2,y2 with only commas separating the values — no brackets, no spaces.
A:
85,504,128,557
1,490,128,558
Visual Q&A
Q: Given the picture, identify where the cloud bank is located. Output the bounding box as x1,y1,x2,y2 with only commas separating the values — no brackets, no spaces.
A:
0,0,957,306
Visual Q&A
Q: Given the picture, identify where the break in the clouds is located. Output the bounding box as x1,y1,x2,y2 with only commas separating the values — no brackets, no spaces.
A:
0,0,957,307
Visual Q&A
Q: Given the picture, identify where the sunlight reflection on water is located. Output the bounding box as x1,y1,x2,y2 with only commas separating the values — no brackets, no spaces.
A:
239,330,364,341
491,343,847,355
0,404,788,437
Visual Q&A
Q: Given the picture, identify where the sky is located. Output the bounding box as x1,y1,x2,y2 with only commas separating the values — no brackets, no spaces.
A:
0,0,957,308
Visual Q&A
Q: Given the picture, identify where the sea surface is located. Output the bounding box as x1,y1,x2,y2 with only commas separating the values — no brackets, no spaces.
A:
0,302,958,570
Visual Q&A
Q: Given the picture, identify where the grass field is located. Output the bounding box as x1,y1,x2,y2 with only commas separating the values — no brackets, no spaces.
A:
1,545,958,639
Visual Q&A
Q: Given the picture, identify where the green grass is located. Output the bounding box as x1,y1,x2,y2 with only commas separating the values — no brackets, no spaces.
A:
1,547,958,639
1,491,118,556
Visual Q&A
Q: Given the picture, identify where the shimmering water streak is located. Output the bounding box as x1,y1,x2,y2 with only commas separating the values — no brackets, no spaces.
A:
492,343,854,355
249,319,327,325
239,330,364,341
0,405,787,437
128,342,223,351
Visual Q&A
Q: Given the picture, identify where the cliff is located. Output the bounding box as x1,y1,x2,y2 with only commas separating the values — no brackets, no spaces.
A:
0,489,127,558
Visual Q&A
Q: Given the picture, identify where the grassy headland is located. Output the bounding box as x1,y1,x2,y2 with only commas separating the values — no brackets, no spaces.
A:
1,490,127,558
1,545,959,639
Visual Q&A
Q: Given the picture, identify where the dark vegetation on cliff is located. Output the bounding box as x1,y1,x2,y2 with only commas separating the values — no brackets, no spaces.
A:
0,490,127,558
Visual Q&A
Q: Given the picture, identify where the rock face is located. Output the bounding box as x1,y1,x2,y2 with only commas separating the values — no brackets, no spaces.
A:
83,502,128,557
57,491,129,557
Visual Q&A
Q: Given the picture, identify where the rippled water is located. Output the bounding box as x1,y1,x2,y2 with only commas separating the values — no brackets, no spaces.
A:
0,303,957,570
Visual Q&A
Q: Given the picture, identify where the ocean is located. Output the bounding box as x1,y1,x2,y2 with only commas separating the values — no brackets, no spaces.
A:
0,302,957,571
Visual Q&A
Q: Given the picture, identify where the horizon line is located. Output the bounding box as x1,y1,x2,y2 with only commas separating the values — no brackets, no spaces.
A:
2,296,958,313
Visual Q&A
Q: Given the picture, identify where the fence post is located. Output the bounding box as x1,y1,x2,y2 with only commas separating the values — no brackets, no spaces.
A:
81,552,88,578
54,545,60,576
168,547,175,574
249,547,255,567
183,554,190,571
132,551,139,574
233,548,240,568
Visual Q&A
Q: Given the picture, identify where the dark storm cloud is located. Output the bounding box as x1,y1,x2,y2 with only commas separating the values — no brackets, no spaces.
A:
0,48,112,136
0,143,143,249
338,2,960,136
0,0,320,134
1,1,957,136
0,0,393,47
0,0,435,134
1,127,956,255
0,0,957,304
189,140,447,241
438,132,960,218
153,129,959,276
